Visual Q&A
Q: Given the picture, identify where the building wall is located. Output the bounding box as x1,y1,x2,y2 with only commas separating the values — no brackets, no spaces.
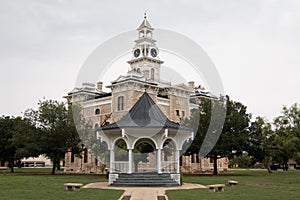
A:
64,82,195,173
180,154,228,173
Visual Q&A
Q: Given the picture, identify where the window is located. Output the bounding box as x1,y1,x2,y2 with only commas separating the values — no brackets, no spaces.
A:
118,96,124,111
94,123,99,129
191,154,195,163
181,111,185,118
196,156,200,163
71,151,74,163
150,68,155,80
176,110,180,116
95,108,100,115
84,149,88,163
179,156,183,166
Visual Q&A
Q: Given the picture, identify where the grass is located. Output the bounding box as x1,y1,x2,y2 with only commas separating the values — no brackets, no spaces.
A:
1,168,300,200
0,168,123,200
167,169,300,200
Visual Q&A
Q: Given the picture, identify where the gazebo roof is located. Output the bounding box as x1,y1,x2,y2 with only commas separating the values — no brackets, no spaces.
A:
99,92,192,131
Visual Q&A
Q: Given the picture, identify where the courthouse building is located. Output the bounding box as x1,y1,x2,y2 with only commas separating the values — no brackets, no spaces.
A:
64,16,227,184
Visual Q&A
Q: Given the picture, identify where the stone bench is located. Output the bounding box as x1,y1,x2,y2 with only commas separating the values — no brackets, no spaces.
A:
64,183,83,191
207,184,225,192
228,180,238,186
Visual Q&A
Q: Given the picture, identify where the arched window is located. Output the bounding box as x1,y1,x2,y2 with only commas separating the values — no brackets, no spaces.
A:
150,68,155,80
118,96,124,111
95,108,100,115
94,123,99,129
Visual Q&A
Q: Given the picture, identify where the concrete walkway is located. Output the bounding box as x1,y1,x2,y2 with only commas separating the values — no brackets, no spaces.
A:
83,182,207,200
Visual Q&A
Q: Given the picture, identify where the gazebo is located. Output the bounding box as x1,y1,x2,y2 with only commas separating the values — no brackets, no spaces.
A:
97,92,194,185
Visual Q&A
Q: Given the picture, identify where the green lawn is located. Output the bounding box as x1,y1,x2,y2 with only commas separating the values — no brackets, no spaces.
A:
1,168,300,200
167,170,300,200
0,168,123,200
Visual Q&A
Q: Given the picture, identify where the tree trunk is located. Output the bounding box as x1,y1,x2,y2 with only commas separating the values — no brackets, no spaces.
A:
9,159,14,173
265,156,272,173
213,156,218,175
52,153,57,175
283,161,288,171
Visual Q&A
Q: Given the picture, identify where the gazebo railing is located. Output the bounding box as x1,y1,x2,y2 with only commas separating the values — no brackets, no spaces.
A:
112,161,129,173
161,161,178,173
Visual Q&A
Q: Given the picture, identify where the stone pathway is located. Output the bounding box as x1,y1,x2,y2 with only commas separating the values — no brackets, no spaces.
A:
83,182,207,200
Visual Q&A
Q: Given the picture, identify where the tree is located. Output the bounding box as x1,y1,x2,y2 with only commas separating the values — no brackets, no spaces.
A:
184,98,211,155
0,116,17,172
270,103,300,165
248,117,274,173
185,96,251,175
25,99,81,174
210,96,251,174
229,152,252,168
0,116,39,172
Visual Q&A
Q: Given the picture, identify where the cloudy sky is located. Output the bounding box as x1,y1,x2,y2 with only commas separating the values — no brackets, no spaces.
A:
1,0,299,121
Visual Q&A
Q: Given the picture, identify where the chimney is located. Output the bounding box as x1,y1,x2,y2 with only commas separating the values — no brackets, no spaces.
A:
97,81,103,91
188,81,195,91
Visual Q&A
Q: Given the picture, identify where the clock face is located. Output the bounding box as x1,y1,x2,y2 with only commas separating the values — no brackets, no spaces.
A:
151,48,157,57
134,49,140,57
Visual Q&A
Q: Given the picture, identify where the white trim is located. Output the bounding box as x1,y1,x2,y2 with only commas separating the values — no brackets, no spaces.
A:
131,137,158,150
160,137,178,150
112,137,129,150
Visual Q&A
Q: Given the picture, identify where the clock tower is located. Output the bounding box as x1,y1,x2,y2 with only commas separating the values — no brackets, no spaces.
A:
127,14,163,82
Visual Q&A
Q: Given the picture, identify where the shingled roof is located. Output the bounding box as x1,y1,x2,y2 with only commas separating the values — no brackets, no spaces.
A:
99,92,192,131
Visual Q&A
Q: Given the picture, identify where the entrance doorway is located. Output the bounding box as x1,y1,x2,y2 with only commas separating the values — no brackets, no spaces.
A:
133,138,156,173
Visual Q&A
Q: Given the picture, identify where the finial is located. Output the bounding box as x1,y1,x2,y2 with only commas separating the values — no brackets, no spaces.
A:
144,11,147,19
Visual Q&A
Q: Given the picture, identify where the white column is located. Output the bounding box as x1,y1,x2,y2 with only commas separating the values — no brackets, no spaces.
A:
110,149,114,173
128,149,132,174
157,148,162,173
175,150,180,173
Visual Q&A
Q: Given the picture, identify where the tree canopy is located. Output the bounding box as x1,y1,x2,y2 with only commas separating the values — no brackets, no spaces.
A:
24,99,81,174
0,116,40,172
270,103,300,165
185,95,251,175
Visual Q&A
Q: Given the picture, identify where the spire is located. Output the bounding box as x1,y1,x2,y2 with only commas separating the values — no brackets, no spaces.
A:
138,12,153,30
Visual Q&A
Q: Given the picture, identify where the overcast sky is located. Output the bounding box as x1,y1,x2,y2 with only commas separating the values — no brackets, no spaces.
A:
1,0,299,121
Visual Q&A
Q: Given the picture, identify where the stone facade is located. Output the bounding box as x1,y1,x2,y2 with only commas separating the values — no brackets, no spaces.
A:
180,154,228,173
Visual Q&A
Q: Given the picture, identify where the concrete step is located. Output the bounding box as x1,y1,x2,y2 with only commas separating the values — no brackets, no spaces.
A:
111,173,179,187
112,182,178,187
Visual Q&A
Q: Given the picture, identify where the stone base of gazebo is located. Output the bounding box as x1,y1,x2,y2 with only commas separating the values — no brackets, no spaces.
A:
109,173,180,187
